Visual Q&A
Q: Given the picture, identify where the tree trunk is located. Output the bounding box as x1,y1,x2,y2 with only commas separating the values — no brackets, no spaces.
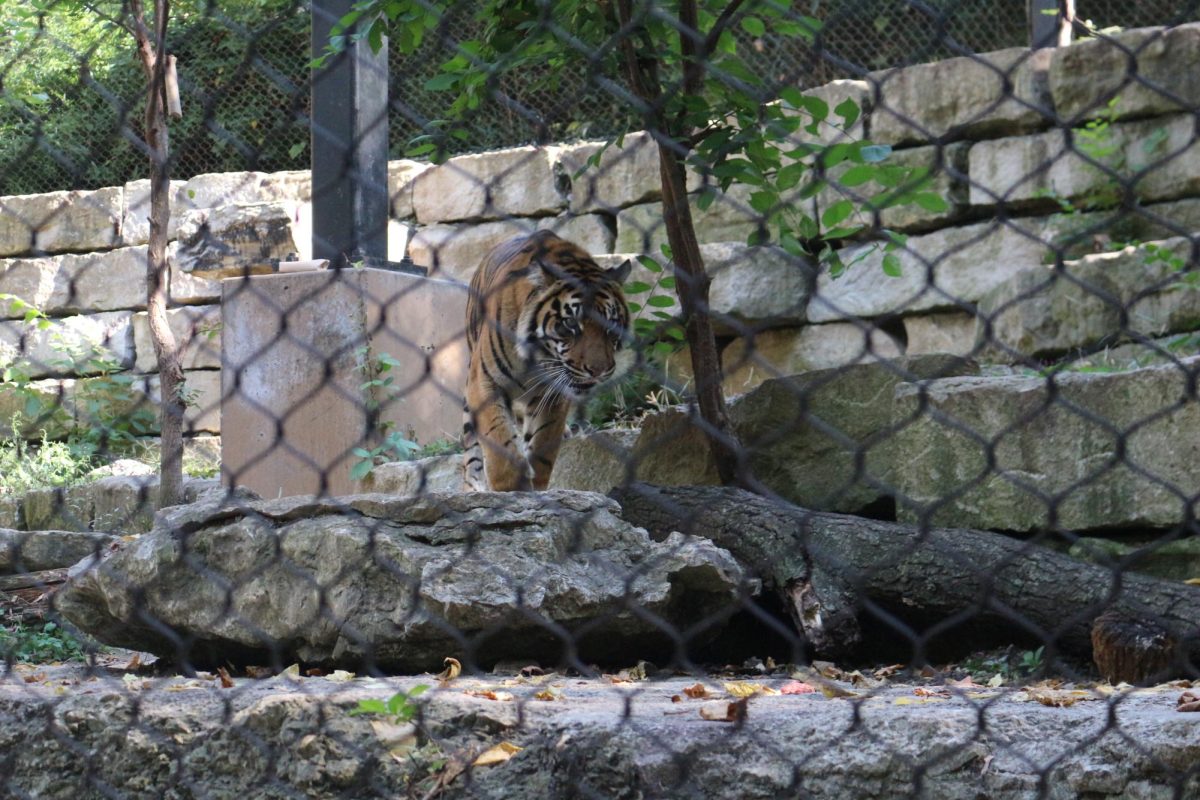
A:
613,0,741,486
132,0,185,508
612,484,1200,667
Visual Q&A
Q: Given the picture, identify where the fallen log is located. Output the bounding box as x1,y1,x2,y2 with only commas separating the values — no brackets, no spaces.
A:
612,484,1200,667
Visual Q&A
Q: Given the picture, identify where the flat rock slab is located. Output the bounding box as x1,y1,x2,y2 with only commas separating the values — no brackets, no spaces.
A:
894,358,1200,532
0,529,113,573
55,491,748,671
1,669,1196,799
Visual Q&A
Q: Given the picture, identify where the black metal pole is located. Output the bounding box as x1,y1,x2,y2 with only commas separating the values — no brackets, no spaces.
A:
310,0,390,268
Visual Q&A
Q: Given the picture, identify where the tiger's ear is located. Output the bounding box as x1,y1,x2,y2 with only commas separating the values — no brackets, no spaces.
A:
607,259,632,285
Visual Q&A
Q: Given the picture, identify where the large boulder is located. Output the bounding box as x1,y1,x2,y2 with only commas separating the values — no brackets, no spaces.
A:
977,237,1200,361
892,358,1200,531
0,529,114,573
554,355,978,514
55,491,749,671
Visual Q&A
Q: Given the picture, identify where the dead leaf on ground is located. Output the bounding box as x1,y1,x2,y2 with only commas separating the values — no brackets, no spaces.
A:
893,696,945,705
1178,691,1200,712
723,681,779,698
436,657,462,686
780,681,816,695
1184,578,1200,586
533,688,561,701
244,666,272,679
987,673,1005,688
819,682,857,699
914,687,951,698
919,665,939,679
947,676,984,689
216,666,234,689
22,673,46,684
699,697,749,723
1024,688,1090,707
464,689,514,702
874,664,905,680
123,653,141,672
683,683,711,699
305,668,325,677
473,742,522,767
979,754,994,776
812,661,845,680
326,670,355,682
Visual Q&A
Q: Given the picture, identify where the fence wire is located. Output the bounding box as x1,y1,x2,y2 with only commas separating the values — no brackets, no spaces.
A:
2,1,1200,798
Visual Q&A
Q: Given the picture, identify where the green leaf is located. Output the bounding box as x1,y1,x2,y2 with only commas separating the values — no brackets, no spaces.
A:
647,296,676,308
424,73,459,91
350,699,389,716
659,277,676,289
836,164,879,188
796,95,829,124
740,16,766,37
834,97,860,130
821,199,854,228
822,225,864,240
625,281,653,294
914,192,950,212
881,252,903,277
350,460,373,481
637,255,662,273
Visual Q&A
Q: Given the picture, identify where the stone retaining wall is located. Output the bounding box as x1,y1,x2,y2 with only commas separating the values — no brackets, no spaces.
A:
0,25,1197,441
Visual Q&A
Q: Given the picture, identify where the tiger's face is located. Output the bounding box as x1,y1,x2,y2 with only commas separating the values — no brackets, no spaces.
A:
518,260,633,400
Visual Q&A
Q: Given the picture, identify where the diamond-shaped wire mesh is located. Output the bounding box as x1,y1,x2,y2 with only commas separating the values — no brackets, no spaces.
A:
1,1,1200,798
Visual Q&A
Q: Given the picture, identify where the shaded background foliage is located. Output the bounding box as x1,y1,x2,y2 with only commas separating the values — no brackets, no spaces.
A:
0,0,1196,195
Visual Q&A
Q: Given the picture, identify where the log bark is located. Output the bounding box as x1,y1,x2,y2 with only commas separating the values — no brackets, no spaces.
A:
612,484,1200,664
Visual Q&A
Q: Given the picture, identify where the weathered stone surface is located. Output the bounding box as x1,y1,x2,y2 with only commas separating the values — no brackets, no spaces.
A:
559,132,663,213
57,491,747,670
172,202,307,277
869,47,1053,146
821,142,970,232
132,305,221,372
412,146,565,224
258,170,311,203
387,160,432,221
22,476,221,534
969,113,1200,209
705,242,812,330
1065,333,1200,372
2,672,1198,800
0,246,220,317
407,214,614,283
728,355,978,513
0,188,122,257
977,238,1200,360
721,323,903,397
904,312,978,357
120,179,187,245
808,221,1033,322
1070,535,1200,583
893,359,1200,531
606,242,812,333
1050,24,1200,122
0,310,133,378
549,429,638,492
177,171,267,213
360,455,462,495
0,529,113,573
555,355,978,514
613,182,798,254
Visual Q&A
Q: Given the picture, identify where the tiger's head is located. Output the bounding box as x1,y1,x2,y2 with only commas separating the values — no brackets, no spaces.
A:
518,256,634,400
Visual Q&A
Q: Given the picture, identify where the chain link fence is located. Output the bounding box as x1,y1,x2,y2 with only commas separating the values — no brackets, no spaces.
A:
2,1,1199,195
1,0,1200,797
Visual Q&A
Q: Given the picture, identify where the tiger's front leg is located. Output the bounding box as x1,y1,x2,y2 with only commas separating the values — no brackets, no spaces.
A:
523,401,569,491
466,379,528,492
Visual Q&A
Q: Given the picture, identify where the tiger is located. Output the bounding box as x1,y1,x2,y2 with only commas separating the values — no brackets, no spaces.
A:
462,230,633,491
